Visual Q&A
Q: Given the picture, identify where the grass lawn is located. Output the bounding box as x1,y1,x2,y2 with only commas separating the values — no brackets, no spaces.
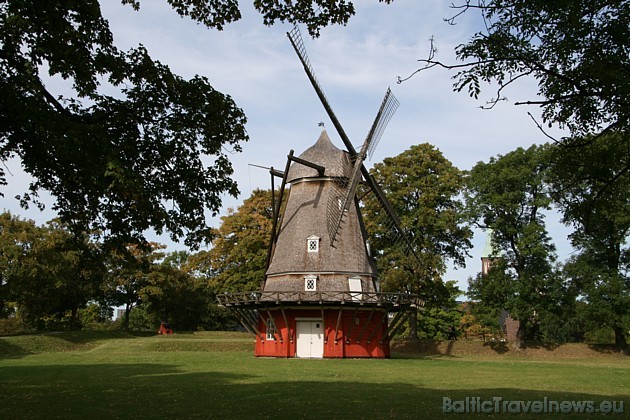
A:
1,331,628,419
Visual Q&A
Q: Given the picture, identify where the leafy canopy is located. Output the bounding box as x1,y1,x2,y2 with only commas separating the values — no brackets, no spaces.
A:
548,133,630,348
402,1,630,138
0,1,389,247
188,189,274,293
363,143,471,301
464,145,569,340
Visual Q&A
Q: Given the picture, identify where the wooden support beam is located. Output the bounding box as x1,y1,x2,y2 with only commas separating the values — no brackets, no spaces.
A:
345,307,359,344
264,307,282,343
382,314,408,343
233,307,263,340
321,307,327,344
265,151,293,273
334,308,343,344
287,154,325,176
231,308,255,336
367,312,388,344
280,307,292,343
356,307,376,343
381,310,407,344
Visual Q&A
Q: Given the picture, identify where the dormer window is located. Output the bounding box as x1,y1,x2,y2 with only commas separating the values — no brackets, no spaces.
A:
348,277,362,302
305,275,317,291
307,235,319,253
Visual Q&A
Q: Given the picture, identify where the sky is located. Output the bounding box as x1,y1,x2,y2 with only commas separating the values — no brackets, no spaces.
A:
1,1,574,294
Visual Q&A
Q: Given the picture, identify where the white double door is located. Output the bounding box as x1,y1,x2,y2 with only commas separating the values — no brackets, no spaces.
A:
296,320,324,358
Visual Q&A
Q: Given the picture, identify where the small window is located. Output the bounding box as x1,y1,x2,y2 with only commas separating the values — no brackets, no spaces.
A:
266,318,276,340
348,277,362,302
307,235,319,253
305,275,317,291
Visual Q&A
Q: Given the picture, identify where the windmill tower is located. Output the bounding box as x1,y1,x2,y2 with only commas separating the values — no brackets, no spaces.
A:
218,27,421,358
481,228,499,275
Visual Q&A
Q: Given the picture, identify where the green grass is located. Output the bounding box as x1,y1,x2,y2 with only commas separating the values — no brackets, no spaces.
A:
1,332,628,419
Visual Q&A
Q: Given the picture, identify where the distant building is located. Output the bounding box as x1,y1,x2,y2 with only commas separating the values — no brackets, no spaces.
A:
115,308,125,320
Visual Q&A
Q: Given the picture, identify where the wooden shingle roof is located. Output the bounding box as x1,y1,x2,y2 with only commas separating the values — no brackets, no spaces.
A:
286,130,351,182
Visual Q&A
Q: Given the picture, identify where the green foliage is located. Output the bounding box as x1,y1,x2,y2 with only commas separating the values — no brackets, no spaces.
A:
363,144,471,340
465,145,573,341
0,212,104,330
459,302,501,340
78,302,114,327
445,1,630,137
0,0,248,247
127,303,158,330
548,133,630,349
364,144,472,294
190,189,274,293
0,1,393,246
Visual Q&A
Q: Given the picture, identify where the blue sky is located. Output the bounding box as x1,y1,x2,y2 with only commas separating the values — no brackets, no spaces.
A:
1,1,573,294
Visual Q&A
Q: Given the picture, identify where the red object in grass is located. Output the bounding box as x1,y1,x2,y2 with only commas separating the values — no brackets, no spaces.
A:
158,322,173,335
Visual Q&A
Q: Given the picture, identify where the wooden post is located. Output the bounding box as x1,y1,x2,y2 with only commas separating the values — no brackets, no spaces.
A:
334,308,343,344
345,307,359,344
356,307,376,343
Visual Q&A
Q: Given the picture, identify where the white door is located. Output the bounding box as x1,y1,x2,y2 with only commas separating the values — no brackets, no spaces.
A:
296,321,324,358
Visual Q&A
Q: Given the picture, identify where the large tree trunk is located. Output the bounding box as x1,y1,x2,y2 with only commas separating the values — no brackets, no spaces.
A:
512,324,526,350
408,310,419,343
614,326,628,352
123,303,132,331
69,306,80,330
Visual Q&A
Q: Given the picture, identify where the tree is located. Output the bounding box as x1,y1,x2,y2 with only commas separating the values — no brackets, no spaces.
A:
104,242,165,330
190,189,274,293
363,144,472,341
464,144,570,345
0,212,103,329
548,133,630,350
139,251,217,330
416,280,463,340
0,1,396,247
401,1,630,138
0,0,250,247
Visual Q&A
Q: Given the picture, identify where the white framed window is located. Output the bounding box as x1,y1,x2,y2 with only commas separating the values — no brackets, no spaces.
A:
266,318,276,340
304,275,317,291
307,235,319,253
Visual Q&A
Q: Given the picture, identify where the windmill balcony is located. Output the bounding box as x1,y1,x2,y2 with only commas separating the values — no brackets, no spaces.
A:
217,290,423,310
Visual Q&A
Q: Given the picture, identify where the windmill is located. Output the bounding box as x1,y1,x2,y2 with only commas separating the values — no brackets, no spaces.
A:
217,27,422,358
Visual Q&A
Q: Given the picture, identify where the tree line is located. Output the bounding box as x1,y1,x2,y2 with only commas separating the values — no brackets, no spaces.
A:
0,213,237,333
2,135,627,350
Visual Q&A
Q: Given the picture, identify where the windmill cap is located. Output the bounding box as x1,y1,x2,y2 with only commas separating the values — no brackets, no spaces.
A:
286,130,351,182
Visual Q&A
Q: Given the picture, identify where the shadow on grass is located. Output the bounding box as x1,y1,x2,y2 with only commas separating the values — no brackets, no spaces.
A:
482,341,509,354
0,362,626,418
0,339,31,359
0,330,155,359
521,341,561,351
587,343,629,355
43,330,155,344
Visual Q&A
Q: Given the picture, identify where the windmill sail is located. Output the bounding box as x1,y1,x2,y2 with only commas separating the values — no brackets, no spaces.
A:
287,26,419,261
327,89,399,245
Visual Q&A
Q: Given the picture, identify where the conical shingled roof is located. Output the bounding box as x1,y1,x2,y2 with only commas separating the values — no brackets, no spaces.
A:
264,129,376,293
286,130,351,182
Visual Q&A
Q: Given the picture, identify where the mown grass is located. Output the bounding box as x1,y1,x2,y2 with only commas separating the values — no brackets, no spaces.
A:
1,331,628,419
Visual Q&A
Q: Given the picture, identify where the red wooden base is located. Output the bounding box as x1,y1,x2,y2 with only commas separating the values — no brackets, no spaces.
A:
254,308,390,358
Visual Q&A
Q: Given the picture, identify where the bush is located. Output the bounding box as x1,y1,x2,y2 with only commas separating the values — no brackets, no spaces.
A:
0,317,29,336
